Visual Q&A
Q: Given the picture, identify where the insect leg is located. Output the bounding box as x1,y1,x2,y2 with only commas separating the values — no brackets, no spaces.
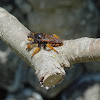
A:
26,44,33,50
46,44,58,53
43,43,47,50
50,34,59,38
26,42,35,50
28,38,33,41
31,43,41,58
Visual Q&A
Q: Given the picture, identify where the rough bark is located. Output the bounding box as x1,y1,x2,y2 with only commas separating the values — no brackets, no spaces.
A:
0,8,100,87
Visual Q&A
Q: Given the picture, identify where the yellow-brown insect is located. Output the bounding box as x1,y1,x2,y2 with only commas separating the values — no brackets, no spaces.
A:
26,32,63,58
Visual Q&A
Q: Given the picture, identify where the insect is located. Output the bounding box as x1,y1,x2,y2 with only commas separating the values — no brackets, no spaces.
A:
26,32,63,58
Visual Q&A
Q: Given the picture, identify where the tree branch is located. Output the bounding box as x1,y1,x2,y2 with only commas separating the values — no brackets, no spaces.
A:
0,8,100,87
63,38,100,64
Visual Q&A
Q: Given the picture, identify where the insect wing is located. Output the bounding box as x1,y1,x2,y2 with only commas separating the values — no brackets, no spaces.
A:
41,37,62,44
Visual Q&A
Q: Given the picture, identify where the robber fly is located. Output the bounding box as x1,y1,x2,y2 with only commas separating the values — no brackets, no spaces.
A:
26,32,63,58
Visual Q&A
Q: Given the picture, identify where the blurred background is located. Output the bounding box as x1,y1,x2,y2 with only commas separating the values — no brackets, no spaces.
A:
0,0,100,100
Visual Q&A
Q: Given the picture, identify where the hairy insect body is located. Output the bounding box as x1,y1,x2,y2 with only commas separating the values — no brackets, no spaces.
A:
26,32,63,57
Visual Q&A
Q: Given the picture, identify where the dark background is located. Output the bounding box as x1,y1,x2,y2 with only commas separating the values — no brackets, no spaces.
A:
0,0,100,100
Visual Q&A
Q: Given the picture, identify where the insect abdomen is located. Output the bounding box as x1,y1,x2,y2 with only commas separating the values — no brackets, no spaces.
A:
50,43,63,47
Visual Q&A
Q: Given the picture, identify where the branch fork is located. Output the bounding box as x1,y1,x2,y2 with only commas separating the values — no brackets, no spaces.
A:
0,8,100,87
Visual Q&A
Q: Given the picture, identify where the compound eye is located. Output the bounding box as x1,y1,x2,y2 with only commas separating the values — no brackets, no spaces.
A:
27,33,30,38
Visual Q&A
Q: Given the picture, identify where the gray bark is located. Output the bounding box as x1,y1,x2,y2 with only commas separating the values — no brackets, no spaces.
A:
0,8,100,87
